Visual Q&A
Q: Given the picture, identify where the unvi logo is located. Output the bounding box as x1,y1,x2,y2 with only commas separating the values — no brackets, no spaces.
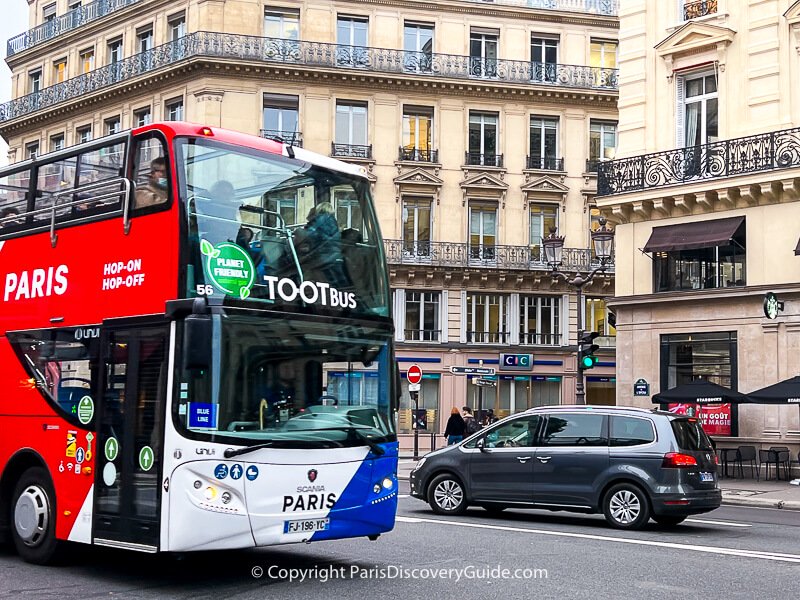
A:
201,239,255,299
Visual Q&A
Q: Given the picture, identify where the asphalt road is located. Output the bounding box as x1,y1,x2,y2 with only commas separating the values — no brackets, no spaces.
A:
0,481,797,599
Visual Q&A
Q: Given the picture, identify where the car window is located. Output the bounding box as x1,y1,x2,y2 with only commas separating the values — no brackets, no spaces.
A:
610,416,655,446
671,418,713,451
471,416,540,448
541,413,606,446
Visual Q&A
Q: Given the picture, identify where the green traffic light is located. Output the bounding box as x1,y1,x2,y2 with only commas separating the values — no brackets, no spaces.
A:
580,355,596,369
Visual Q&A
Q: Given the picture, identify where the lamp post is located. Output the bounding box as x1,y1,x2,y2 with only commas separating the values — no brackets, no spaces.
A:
542,217,615,405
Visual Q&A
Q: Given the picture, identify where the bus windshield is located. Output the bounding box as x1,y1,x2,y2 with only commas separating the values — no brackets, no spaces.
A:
175,315,396,447
175,137,389,318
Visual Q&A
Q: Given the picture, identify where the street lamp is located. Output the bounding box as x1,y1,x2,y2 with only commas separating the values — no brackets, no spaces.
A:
542,217,615,405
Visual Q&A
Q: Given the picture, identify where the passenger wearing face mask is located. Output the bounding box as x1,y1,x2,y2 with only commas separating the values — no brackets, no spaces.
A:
134,157,169,208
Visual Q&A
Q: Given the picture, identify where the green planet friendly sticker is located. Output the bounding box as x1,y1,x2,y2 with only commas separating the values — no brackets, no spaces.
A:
201,239,255,299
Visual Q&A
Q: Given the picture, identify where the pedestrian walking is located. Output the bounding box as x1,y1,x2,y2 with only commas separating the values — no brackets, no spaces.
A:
443,407,465,445
462,406,481,436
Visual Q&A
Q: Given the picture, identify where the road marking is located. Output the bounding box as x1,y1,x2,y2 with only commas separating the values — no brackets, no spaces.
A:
398,494,410,498
395,516,800,563
685,518,751,528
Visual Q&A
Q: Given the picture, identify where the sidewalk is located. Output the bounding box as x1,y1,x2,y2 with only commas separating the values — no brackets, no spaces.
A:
397,458,800,511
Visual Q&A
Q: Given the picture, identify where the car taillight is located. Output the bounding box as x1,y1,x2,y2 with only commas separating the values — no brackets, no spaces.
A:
714,454,719,465
662,452,698,468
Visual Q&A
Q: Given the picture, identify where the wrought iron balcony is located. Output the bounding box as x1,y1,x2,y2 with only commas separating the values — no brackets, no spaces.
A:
7,0,142,57
467,331,510,344
585,159,601,173
520,332,562,346
526,156,564,171
466,152,504,168
399,147,439,163
597,126,800,197
0,32,618,124
683,0,717,20
383,239,614,273
260,129,303,147
331,143,372,159
463,0,617,16
404,329,441,342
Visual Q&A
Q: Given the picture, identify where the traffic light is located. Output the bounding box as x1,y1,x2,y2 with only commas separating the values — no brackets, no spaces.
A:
578,331,600,370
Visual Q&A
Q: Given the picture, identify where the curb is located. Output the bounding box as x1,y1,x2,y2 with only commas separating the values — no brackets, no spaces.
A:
721,496,800,511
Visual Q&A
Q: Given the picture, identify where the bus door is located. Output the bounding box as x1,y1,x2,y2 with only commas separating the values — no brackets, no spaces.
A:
93,324,169,552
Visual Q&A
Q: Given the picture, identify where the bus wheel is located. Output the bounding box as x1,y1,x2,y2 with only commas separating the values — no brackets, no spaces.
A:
10,468,61,564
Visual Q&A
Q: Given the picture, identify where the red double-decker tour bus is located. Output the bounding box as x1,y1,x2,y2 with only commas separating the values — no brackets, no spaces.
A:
0,122,398,564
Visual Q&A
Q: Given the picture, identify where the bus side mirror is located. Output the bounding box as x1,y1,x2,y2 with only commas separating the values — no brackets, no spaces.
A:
183,314,212,371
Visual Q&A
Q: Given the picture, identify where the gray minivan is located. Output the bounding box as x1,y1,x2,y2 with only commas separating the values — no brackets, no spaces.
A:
409,406,721,529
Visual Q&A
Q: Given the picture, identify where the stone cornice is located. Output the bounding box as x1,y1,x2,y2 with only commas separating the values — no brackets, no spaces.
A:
610,283,800,310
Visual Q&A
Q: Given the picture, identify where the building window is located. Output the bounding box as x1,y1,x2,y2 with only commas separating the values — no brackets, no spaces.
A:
79,48,95,73
531,36,558,82
29,70,42,94
334,101,368,149
134,107,152,127
333,189,362,229
337,16,368,67
401,106,433,161
469,202,497,261
43,3,57,23
529,117,559,170
588,120,617,170
590,40,617,69
264,8,299,39
679,72,718,147
105,117,121,135
529,203,558,254
138,27,154,53
402,197,432,257
76,126,92,143
467,111,499,167
466,293,507,344
470,29,498,78
584,298,616,344
683,0,718,20
53,59,67,84
520,295,560,345
262,93,299,140
169,13,186,40
108,38,123,64
399,375,440,434
68,0,82,10
26,142,40,160
165,98,184,121
403,22,433,72
653,223,746,293
405,291,440,342
50,134,65,152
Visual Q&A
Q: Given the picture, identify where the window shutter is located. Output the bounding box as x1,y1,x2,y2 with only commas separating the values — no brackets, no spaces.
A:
562,293,570,345
393,289,405,342
440,290,449,344
675,74,686,148
676,0,685,21
509,293,520,345
459,290,467,344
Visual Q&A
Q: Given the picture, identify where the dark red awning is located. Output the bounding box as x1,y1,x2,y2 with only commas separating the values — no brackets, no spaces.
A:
643,216,744,253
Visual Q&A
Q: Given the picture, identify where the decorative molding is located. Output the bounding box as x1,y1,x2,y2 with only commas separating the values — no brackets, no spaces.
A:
393,166,444,204
655,21,736,78
193,89,225,102
520,174,569,208
459,170,509,206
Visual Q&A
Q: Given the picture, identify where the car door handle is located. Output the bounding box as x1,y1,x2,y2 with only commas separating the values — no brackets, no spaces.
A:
537,456,552,463
516,456,531,462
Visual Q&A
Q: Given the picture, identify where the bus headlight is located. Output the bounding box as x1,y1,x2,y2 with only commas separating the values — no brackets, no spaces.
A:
381,477,393,490
205,486,218,501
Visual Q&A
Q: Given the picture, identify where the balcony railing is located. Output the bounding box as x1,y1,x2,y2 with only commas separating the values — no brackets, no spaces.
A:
0,32,618,124
683,0,717,20
7,0,142,57
404,329,441,342
331,143,372,159
585,158,601,173
526,156,564,170
463,0,618,16
260,129,303,147
520,332,562,346
467,331,510,344
466,152,504,168
383,239,615,273
597,126,800,197
399,147,439,163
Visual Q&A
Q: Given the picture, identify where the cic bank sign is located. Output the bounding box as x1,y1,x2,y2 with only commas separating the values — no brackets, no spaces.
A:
500,353,533,371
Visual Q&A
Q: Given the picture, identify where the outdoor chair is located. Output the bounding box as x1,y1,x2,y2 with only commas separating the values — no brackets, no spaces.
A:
734,445,758,480
718,448,739,479
759,449,787,481
770,447,791,480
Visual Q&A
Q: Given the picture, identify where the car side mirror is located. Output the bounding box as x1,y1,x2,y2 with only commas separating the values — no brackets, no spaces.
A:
476,438,489,453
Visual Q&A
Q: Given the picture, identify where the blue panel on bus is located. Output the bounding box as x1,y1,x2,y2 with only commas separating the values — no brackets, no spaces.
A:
188,402,218,428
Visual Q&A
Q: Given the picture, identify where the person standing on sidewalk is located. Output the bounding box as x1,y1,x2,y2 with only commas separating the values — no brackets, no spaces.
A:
443,407,466,445
462,406,481,437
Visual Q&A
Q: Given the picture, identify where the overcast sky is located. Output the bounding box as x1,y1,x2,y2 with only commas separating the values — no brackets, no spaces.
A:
1,2,32,165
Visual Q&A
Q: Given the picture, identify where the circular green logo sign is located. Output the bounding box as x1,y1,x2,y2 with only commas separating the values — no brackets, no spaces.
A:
104,437,119,462
139,446,155,472
201,239,255,299
77,396,94,425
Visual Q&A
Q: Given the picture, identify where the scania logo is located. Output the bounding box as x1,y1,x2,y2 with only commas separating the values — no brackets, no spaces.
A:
308,469,318,483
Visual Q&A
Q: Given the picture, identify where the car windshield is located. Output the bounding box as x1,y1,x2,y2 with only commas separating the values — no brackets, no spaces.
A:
175,137,389,318
671,418,714,451
175,314,396,447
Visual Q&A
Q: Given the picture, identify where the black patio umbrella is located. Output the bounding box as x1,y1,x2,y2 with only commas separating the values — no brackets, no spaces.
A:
747,376,800,405
652,380,751,404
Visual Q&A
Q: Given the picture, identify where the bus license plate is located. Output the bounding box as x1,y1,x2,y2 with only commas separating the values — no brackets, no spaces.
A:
284,518,330,534
700,472,714,482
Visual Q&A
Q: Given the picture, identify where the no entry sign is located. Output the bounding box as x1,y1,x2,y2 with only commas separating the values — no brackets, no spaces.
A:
407,364,423,385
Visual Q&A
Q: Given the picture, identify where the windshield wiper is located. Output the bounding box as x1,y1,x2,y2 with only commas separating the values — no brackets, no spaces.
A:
301,426,386,456
224,441,275,458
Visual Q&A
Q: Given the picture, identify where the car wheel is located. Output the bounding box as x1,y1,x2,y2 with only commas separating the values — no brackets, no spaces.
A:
427,474,467,515
652,515,687,526
603,483,650,530
480,504,507,515
10,467,62,565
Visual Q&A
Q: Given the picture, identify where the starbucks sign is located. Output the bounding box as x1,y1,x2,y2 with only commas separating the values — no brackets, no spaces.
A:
201,239,255,300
